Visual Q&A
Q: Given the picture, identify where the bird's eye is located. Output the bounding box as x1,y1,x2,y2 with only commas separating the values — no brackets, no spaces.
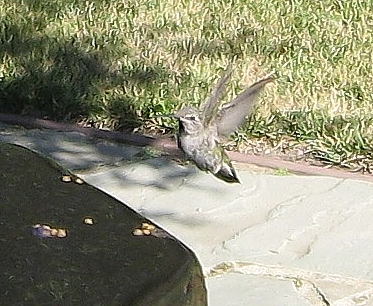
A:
188,115,198,121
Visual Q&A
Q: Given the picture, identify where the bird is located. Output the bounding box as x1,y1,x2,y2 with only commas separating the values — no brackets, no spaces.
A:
174,66,274,183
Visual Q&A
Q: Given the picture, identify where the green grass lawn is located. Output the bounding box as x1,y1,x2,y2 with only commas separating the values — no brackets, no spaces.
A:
1,0,373,171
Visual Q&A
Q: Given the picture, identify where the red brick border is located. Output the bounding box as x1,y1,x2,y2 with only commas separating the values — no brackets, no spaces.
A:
1,113,372,184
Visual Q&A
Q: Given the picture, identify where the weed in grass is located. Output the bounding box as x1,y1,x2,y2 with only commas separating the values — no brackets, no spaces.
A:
273,168,291,176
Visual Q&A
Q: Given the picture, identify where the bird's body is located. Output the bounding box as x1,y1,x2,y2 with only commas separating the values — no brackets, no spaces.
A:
177,113,239,182
175,67,274,183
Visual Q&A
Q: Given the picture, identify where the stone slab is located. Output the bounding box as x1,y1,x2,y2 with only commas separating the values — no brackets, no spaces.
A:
0,142,207,305
2,123,373,305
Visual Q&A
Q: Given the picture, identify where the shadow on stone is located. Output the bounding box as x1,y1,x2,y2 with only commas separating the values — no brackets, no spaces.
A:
0,142,207,305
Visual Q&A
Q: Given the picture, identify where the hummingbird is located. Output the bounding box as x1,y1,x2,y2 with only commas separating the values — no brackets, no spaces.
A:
174,67,274,183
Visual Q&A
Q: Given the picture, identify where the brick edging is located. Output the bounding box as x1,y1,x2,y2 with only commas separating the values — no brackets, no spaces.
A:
1,113,372,184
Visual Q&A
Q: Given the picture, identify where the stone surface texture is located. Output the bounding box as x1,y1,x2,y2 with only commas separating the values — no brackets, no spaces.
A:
1,122,373,306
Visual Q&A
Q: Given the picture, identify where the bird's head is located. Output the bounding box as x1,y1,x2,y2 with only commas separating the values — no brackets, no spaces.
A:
174,107,204,135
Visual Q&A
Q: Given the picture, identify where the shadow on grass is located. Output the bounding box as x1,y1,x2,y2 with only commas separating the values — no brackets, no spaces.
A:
0,21,171,131
0,33,103,118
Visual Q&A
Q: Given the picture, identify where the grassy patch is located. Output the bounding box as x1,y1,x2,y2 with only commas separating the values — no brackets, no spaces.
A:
1,0,373,170
273,168,291,176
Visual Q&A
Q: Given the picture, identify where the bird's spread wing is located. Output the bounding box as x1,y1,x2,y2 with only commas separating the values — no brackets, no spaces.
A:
201,65,233,126
216,75,274,137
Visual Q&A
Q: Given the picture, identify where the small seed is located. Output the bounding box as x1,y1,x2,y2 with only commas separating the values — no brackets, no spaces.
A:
147,224,155,230
132,228,143,236
42,224,51,230
141,222,155,230
56,229,67,238
61,175,72,182
83,218,94,225
74,178,84,185
142,229,151,235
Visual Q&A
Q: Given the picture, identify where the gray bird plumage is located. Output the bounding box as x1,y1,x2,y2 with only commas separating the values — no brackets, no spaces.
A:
175,67,274,183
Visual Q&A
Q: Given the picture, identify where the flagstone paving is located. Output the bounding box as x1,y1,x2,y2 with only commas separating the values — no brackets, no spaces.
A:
2,122,373,306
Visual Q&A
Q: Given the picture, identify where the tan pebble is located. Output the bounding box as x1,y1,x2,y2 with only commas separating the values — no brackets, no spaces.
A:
61,175,72,182
56,229,67,238
74,178,84,185
50,229,58,236
42,224,51,230
83,218,94,225
132,228,143,236
142,229,151,235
